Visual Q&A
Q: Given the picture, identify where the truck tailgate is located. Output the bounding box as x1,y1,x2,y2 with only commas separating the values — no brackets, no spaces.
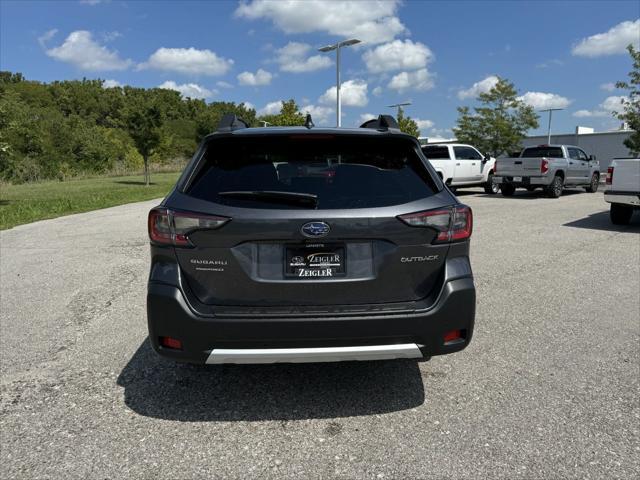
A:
497,157,544,176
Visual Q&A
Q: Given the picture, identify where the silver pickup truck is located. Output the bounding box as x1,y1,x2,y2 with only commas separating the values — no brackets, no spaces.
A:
494,145,600,198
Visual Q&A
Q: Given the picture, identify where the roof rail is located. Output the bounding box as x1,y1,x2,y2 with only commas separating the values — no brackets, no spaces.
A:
304,113,314,129
359,114,400,132
217,113,249,132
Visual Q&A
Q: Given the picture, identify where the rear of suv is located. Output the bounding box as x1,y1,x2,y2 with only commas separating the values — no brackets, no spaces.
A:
147,114,476,364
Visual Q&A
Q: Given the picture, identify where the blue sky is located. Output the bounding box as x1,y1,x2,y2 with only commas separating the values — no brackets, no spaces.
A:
1,0,639,138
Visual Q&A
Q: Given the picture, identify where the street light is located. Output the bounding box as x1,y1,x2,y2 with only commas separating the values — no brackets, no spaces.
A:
387,102,412,118
539,108,563,144
260,120,272,127
318,38,361,127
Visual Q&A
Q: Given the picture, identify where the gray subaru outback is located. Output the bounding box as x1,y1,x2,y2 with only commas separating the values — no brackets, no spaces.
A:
147,114,475,364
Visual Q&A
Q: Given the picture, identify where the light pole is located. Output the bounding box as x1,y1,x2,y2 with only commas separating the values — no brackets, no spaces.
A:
387,102,412,119
260,120,272,127
539,108,563,144
318,38,361,127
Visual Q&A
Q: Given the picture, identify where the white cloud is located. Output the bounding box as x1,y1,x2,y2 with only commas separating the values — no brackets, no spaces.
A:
102,79,122,88
362,39,433,73
319,79,368,107
600,82,616,92
235,0,407,44
414,118,435,134
237,68,273,86
359,113,377,125
37,29,58,48
372,86,383,97
216,81,233,88
139,47,233,76
274,42,332,73
517,91,572,110
572,19,640,57
388,68,435,93
573,95,628,117
301,104,334,125
158,81,215,99
258,100,284,116
457,75,499,100
535,59,564,69
45,30,132,71
80,0,104,5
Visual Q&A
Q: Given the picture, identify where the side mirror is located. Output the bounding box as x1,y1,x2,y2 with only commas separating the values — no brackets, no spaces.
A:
589,154,596,161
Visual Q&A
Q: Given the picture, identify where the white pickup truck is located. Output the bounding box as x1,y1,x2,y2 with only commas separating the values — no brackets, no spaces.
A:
421,143,498,194
494,144,600,198
604,157,640,224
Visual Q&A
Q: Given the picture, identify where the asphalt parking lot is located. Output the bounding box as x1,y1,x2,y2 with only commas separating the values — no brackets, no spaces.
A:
1,187,639,479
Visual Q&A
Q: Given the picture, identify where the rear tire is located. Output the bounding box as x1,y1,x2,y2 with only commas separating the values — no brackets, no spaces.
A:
610,203,633,225
484,173,499,194
585,173,599,193
501,183,515,197
545,175,563,198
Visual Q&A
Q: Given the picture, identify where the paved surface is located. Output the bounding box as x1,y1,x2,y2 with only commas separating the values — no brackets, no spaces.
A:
1,188,639,479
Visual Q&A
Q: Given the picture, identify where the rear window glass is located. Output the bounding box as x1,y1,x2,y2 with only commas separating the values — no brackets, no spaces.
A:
422,146,450,159
186,135,436,209
521,147,563,158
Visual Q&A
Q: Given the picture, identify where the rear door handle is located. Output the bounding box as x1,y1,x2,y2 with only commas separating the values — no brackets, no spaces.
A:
569,162,574,164
456,163,460,166
471,162,476,165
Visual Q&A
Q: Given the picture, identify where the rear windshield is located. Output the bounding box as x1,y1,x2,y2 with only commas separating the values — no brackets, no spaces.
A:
421,146,450,159
521,147,563,158
186,135,436,209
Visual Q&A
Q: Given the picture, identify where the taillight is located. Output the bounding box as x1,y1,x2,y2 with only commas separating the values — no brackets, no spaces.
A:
148,207,229,247
541,158,549,174
606,166,614,185
494,161,497,174
398,205,472,243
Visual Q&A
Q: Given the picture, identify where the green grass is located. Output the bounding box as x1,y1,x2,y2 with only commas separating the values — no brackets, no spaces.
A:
0,172,181,230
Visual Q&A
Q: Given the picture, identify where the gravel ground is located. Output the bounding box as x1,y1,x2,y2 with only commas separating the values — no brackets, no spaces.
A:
1,188,639,479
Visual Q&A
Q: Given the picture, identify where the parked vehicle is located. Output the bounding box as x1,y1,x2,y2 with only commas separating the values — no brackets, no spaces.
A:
421,143,498,194
604,157,640,224
146,114,475,364
494,145,600,198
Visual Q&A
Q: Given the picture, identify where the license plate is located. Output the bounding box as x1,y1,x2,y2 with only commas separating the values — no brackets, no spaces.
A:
285,244,345,278
513,176,522,182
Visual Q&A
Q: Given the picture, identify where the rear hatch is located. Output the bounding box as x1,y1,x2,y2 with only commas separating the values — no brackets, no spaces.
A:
171,133,454,307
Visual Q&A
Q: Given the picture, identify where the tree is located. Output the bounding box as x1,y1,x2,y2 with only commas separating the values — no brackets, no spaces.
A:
124,88,165,185
396,107,420,137
257,99,305,126
453,77,539,157
615,44,640,155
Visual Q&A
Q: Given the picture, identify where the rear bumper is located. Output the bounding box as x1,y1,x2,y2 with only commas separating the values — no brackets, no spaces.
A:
147,270,476,364
604,191,640,206
493,176,550,186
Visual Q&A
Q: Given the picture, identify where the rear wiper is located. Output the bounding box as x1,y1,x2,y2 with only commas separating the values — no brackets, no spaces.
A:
217,190,318,208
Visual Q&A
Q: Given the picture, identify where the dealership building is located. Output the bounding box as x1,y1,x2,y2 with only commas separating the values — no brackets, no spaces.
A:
421,125,635,171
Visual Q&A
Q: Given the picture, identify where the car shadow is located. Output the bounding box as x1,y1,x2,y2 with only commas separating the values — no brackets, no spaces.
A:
113,180,158,186
117,338,426,422
563,210,640,232
470,189,587,200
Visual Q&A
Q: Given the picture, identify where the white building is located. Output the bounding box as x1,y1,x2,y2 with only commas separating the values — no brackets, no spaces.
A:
421,125,635,171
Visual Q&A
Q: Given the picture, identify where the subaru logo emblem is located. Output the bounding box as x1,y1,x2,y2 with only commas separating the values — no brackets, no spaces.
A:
301,221,330,237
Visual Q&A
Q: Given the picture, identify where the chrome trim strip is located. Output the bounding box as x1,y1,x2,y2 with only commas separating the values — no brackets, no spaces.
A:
206,343,423,364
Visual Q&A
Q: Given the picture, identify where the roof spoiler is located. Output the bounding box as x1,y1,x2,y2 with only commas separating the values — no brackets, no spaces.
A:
359,114,400,132
217,113,249,132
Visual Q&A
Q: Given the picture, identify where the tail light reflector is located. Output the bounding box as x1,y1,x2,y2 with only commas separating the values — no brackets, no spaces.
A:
541,158,549,174
606,166,614,185
160,336,183,350
148,207,229,247
444,330,463,344
398,205,472,243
